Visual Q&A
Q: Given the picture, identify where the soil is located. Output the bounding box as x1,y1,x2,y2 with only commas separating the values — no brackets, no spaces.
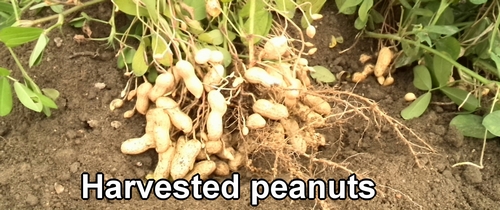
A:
1,1,500,209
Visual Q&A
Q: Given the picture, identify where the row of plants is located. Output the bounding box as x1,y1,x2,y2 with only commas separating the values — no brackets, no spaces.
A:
335,0,500,168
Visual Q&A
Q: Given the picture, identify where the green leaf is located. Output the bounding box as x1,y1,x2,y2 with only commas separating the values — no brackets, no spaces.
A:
337,0,362,14
50,5,64,13
398,0,412,9
0,2,14,14
450,114,495,139
159,0,172,17
29,34,49,68
198,29,224,46
310,66,336,84
394,53,418,68
369,9,384,24
0,17,15,31
462,18,489,47
354,16,368,30
69,18,86,28
124,47,136,64
401,92,431,120
300,0,327,28
275,0,296,18
142,0,158,22
13,81,43,112
42,88,60,101
146,67,158,84
0,76,13,116
42,106,52,117
151,33,172,66
416,33,433,47
437,7,454,25
36,92,57,109
0,67,10,76
435,36,461,60
440,87,480,112
132,39,150,77
112,0,149,16
489,46,500,77
183,0,207,21
358,0,373,22
401,39,419,58
432,53,453,87
395,41,421,68
242,10,272,45
240,0,266,18
469,0,487,4
29,2,48,10
411,8,434,17
424,25,460,36
413,65,432,91
117,47,136,69
492,101,500,112
117,54,125,69
482,111,500,136
0,27,43,47
69,16,87,28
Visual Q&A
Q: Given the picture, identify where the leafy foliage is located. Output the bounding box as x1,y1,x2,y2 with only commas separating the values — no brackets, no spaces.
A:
337,0,500,141
0,0,65,117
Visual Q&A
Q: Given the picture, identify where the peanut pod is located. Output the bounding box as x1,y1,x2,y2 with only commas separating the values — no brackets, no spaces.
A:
170,138,202,180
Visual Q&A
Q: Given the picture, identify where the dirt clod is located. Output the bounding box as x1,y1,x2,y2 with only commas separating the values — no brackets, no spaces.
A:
445,126,464,147
25,194,39,206
69,162,80,173
463,166,483,184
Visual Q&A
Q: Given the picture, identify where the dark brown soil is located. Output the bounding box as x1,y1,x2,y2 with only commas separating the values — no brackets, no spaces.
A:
1,1,500,209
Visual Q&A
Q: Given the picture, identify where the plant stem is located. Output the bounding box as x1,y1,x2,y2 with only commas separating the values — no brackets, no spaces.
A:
10,0,20,21
429,0,451,26
221,2,229,50
365,31,494,87
44,14,64,34
6,75,19,82
7,47,41,93
30,0,106,26
248,0,255,66
473,58,499,77
488,1,500,54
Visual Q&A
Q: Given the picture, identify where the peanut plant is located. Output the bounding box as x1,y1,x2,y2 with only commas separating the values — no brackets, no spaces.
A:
336,0,500,168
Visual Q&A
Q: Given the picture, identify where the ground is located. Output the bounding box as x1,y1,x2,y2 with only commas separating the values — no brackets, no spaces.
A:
1,1,500,209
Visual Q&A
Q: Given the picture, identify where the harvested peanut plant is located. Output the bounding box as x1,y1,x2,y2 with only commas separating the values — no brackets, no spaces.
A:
108,0,434,208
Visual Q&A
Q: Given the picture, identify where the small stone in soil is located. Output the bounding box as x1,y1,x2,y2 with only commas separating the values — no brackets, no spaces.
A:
87,120,99,128
54,183,65,194
110,121,122,129
94,83,106,90
54,37,63,47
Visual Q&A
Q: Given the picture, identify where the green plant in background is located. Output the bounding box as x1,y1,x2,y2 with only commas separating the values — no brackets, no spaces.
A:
335,0,500,168
0,26,60,117
0,0,105,117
